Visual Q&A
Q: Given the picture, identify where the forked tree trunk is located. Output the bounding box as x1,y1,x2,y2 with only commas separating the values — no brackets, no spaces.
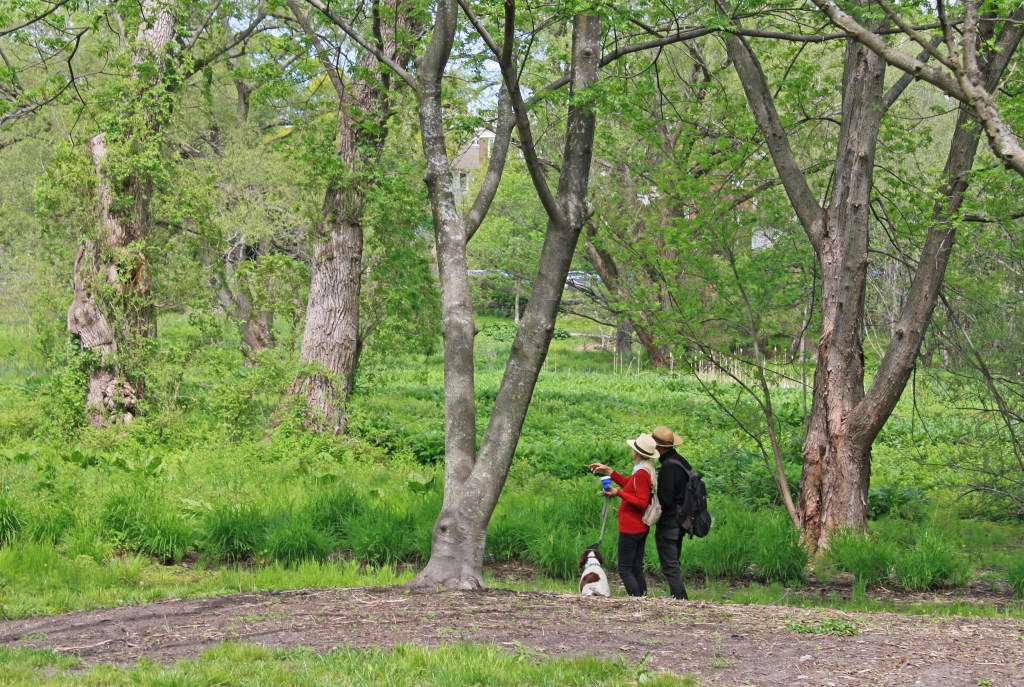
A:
66,2,175,425
727,2,1023,552
795,35,885,547
409,6,601,589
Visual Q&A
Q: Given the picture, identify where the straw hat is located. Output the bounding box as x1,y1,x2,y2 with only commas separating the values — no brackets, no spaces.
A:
652,425,683,447
626,433,658,458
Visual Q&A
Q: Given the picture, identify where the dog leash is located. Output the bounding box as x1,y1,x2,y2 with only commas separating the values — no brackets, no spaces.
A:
594,495,611,549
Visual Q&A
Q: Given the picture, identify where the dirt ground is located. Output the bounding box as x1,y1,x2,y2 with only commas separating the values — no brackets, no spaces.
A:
2,584,1023,687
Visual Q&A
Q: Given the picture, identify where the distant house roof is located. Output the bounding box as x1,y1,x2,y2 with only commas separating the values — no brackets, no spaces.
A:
453,130,496,172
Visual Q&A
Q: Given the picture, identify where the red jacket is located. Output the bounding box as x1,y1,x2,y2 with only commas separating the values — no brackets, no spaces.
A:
611,467,652,534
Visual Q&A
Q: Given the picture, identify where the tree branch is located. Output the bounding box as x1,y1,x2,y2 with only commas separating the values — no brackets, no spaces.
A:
465,85,514,240
301,0,417,90
719,12,824,249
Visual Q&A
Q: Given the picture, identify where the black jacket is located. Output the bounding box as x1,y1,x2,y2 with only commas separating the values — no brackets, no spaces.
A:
656,448,692,528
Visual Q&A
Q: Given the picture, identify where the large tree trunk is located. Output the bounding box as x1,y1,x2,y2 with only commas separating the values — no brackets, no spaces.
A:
727,2,1023,552
409,6,600,589
66,2,175,426
796,36,886,548
292,193,364,432
287,0,410,432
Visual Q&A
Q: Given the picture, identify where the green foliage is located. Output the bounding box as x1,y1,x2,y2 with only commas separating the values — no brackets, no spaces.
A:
479,321,520,342
303,484,366,543
262,516,333,567
868,485,931,521
824,530,896,586
752,511,806,584
344,488,439,566
197,503,267,563
35,341,91,440
0,488,25,547
101,483,194,563
894,530,970,591
1006,558,1024,599
685,501,754,579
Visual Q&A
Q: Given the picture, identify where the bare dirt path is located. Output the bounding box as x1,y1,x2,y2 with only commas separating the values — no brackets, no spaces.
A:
1,587,1022,686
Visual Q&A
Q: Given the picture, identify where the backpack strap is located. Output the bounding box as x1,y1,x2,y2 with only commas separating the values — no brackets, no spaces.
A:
638,460,657,503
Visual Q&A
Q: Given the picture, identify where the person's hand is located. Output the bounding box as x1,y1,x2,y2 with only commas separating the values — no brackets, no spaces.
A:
603,486,619,497
588,462,612,475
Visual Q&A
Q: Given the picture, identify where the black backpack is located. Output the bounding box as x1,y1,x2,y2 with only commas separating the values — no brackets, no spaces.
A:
677,464,711,538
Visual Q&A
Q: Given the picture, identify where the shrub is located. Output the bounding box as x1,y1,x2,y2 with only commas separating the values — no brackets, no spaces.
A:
868,485,931,521
197,503,268,563
826,530,895,586
1007,558,1024,599
100,485,194,563
688,501,754,579
263,516,333,566
303,485,365,544
34,342,90,440
752,511,806,584
894,529,970,590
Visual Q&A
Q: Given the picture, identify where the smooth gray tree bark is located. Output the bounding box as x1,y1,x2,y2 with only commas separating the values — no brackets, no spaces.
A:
408,3,601,589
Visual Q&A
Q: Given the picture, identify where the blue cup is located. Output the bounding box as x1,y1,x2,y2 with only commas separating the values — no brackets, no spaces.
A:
600,476,612,491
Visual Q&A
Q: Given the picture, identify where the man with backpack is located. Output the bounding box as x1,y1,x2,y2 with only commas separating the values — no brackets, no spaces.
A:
651,425,693,600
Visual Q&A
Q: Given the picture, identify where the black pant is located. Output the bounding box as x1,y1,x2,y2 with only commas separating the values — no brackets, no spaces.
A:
655,526,688,600
617,531,648,596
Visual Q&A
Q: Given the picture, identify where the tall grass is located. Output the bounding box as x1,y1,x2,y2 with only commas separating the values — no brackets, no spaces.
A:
825,530,896,586
752,510,806,583
894,529,970,590
100,483,194,563
198,503,268,563
0,489,25,546
1006,558,1024,599
684,500,755,578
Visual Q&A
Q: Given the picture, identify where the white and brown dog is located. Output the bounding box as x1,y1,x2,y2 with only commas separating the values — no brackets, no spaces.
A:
578,548,611,597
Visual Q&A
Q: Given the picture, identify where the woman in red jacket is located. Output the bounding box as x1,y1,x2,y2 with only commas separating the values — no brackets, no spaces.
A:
589,433,658,596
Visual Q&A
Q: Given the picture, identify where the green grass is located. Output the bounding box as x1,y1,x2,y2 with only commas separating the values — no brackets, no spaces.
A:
0,543,413,619
718,580,1024,618
823,529,896,586
0,642,697,687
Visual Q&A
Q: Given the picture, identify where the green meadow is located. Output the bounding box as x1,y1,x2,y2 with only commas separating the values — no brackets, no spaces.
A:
1,311,1021,624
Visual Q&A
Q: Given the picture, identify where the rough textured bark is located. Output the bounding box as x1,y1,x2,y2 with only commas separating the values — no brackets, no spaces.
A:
66,0,175,425
726,3,1023,551
409,6,601,589
288,0,413,432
